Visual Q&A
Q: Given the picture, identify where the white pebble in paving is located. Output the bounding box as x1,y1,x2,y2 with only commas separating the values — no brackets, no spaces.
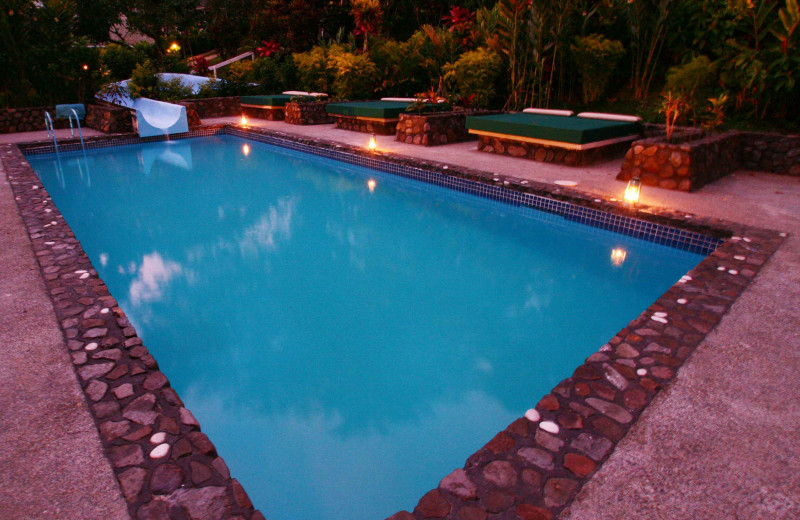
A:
728,269,738,275
651,316,668,324
539,421,559,434
779,232,787,237
524,409,540,422
150,432,167,444
637,368,648,376
85,342,98,351
100,308,109,314
734,255,746,261
717,266,726,271
743,237,751,242
79,273,90,279
149,443,170,459
653,311,668,318
677,298,687,305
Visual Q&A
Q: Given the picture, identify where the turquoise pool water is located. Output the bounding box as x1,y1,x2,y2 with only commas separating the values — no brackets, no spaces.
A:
29,136,703,520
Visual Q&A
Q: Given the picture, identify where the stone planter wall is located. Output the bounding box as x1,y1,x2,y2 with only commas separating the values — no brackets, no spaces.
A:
85,103,133,134
242,105,284,121
184,106,202,127
0,106,70,133
396,110,500,146
179,97,240,119
285,101,333,125
333,115,398,135
617,130,740,191
738,131,800,176
478,135,633,166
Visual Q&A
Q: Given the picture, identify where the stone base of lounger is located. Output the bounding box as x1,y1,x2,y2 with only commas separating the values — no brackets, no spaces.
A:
333,115,398,135
285,101,333,125
396,110,501,146
617,130,740,191
477,135,632,166
242,105,285,121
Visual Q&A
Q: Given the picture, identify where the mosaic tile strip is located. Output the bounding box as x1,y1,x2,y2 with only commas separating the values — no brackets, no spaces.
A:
5,128,787,520
22,126,721,256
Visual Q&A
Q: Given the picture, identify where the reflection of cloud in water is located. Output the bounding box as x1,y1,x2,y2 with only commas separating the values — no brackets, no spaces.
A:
474,357,493,374
129,252,183,305
237,199,295,256
182,387,517,520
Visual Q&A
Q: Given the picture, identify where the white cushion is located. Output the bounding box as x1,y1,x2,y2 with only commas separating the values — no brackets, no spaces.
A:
282,90,310,96
523,108,574,117
577,112,642,122
308,92,328,97
381,97,418,102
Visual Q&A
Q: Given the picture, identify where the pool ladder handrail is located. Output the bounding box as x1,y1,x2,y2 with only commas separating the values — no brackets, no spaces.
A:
44,109,87,155
44,111,59,155
67,108,86,151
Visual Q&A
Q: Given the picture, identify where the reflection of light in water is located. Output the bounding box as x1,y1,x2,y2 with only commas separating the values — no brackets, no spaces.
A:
99,253,109,267
367,179,376,192
243,143,250,156
610,248,627,266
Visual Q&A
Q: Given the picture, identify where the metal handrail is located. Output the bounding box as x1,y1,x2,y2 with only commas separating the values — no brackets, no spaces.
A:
68,108,86,151
44,111,59,155
209,51,254,78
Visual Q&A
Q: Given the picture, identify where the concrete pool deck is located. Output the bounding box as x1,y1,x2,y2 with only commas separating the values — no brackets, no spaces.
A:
1,120,799,519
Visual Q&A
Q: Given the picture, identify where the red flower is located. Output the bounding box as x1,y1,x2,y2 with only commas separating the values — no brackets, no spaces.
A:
256,40,281,58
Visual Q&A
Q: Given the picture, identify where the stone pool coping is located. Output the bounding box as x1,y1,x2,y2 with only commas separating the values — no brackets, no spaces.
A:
2,126,786,520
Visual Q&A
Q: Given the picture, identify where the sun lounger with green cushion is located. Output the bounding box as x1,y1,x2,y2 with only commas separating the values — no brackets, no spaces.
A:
465,112,640,150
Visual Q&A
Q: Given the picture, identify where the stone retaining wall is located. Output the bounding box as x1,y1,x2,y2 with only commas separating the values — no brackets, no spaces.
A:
396,110,497,146
85,104,133,134
333,115,398,135
617,131,740,191
477,135,633,166
179,97,240,119
0,106,69,133
738,131,800,176
285,101,333,125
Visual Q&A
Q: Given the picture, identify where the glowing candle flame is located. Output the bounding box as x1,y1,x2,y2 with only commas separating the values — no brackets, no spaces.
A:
367,179,376,192
240,114,248,126
368,133,377,151
624,177,641,206
82,64,89,71
242,144,250,156
169,42,181,53
610,248,627,266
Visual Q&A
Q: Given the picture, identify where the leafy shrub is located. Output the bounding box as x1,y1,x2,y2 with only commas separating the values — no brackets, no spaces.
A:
443,47,501,108
196,79,246,98
407,25,460,88
665,55,720,121
251,56,297,94
293,45,337,93
570,34,625,104
101,44,143,81
157,77,193,102
369,37,414,96
128,61,160,99
330,50,377,99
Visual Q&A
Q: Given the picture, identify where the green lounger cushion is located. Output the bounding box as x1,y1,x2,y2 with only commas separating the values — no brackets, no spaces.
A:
465,113,639,145
327,101,449,119
240,94,313,107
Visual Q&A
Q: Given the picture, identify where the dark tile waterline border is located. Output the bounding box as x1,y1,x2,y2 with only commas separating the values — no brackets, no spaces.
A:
3,126,787,520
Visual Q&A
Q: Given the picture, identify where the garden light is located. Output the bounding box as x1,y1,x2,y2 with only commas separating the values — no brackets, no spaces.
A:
240,114,248,126
82,64,88,71
169,42,181,53
368,133,377,151
624,177,641,206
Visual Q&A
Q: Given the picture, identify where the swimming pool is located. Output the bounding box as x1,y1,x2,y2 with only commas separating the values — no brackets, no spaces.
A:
27,135,705,520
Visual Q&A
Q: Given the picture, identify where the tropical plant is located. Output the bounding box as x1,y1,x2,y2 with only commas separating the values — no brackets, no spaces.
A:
352,0,384,51
625,0,676,100
330,50,378,99
443,47,502,107
702,93,729,131
661,91,689,141
664,55,719,122
570,34,625,104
